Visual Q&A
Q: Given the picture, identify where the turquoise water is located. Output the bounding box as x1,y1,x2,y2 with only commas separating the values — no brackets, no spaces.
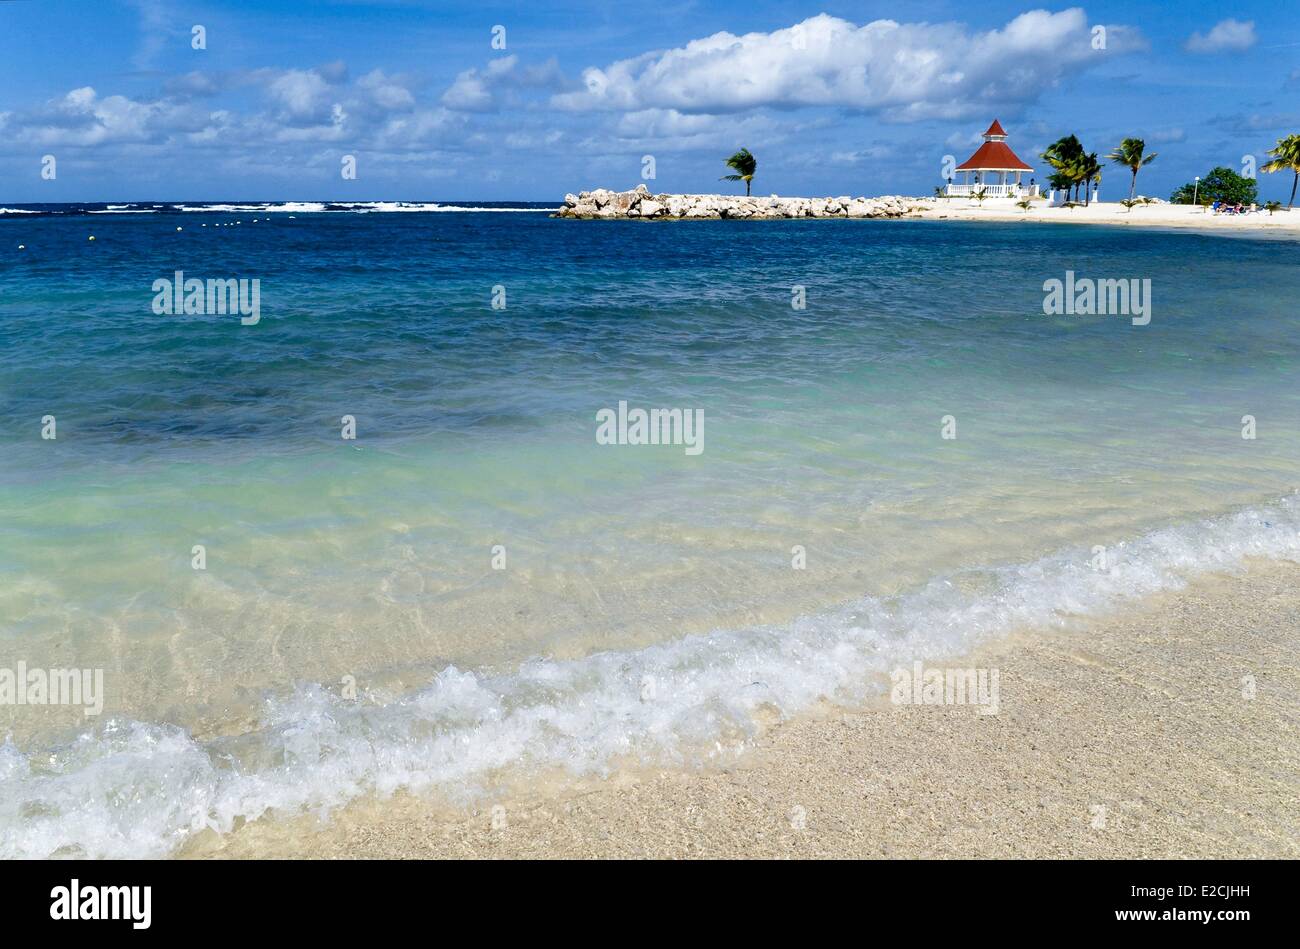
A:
2,207,1299,856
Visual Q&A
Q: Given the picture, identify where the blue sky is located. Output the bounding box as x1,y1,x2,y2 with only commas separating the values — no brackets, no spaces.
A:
1,1,1296,201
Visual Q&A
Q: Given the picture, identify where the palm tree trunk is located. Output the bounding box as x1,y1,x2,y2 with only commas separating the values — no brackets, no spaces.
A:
1290,171,1298,209
1129,169,1137,202
746,180,751,197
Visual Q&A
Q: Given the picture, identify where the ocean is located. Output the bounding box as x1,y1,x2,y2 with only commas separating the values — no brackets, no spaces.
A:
2,202,1299,857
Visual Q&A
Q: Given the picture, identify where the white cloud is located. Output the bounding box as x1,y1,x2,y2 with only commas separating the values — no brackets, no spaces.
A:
358,70,415,112
551,10,1144,122
127,0,172,70
1145,128,1185,144
267,69,335,122
827,146,891,164
441,55,568,112
610,107,779,150
441,58,511,111
15,87,157,147
1185,19,1257,54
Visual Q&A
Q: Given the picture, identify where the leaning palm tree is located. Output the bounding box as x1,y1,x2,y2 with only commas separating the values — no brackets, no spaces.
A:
1042,135,1085,202
721,148,757,196
1261,134,1300,208
1078,153,1101,206
1107,138,1158,202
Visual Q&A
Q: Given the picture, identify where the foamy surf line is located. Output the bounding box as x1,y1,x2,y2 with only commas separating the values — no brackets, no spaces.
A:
171,203,555,213
3,495,1299,859
2,202,557,217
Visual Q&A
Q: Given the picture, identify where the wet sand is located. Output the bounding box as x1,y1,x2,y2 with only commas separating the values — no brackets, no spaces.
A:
195,559,1300,859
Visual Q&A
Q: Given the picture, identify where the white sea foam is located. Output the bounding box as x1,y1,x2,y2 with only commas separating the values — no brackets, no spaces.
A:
173,202,327,213
336,202,554,212
3,495,1298,859
168,201,553,213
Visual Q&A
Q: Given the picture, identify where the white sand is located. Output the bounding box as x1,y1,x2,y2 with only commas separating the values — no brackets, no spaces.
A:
915,199,1300,236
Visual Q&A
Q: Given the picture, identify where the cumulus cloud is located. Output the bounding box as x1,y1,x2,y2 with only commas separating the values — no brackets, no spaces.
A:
358,70,415,111
441,55,568,112
9,86,160,147
551,10,1144,122
0,62,434,157
267,69,336,122
1186,19,1257,54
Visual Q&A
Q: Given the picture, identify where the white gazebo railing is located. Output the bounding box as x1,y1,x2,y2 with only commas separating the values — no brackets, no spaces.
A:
945,183,1040,198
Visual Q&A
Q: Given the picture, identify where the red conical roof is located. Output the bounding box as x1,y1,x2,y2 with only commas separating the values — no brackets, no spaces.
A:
955,119,1032,171
955,141,1033,171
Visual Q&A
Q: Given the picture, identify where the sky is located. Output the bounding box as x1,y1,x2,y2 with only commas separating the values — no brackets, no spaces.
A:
0,0,1297,202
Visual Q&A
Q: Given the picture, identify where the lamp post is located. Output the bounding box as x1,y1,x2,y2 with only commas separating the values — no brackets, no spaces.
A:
1193,176,1200,206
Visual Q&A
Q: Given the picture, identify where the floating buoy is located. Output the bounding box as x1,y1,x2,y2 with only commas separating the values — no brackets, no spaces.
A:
18,244,25,250
176,226,183,231
88,235,96,241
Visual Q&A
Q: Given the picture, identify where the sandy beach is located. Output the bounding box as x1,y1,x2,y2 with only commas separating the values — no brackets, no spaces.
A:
192,559,1300,859
914,199,1300,236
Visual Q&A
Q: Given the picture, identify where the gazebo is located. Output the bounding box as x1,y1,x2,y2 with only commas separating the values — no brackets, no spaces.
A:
946,120,1038,198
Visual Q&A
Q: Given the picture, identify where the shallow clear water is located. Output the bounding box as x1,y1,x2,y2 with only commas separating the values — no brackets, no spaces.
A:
2,208,1298,856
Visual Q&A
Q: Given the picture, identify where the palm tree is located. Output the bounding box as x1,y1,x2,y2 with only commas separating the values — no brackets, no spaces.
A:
1265,200,1283,215
721,148,757,196
1016,198,1033,212
1261,134,1300,208
1079,153,1101,206
1042,136,1085,202
1047,170,1073,201
1108,138,1158,202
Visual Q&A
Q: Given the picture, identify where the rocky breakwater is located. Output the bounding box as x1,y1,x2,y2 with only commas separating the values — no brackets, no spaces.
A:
555,184,936,220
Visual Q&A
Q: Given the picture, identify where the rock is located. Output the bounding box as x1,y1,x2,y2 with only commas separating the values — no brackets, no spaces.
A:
552,190,940,220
